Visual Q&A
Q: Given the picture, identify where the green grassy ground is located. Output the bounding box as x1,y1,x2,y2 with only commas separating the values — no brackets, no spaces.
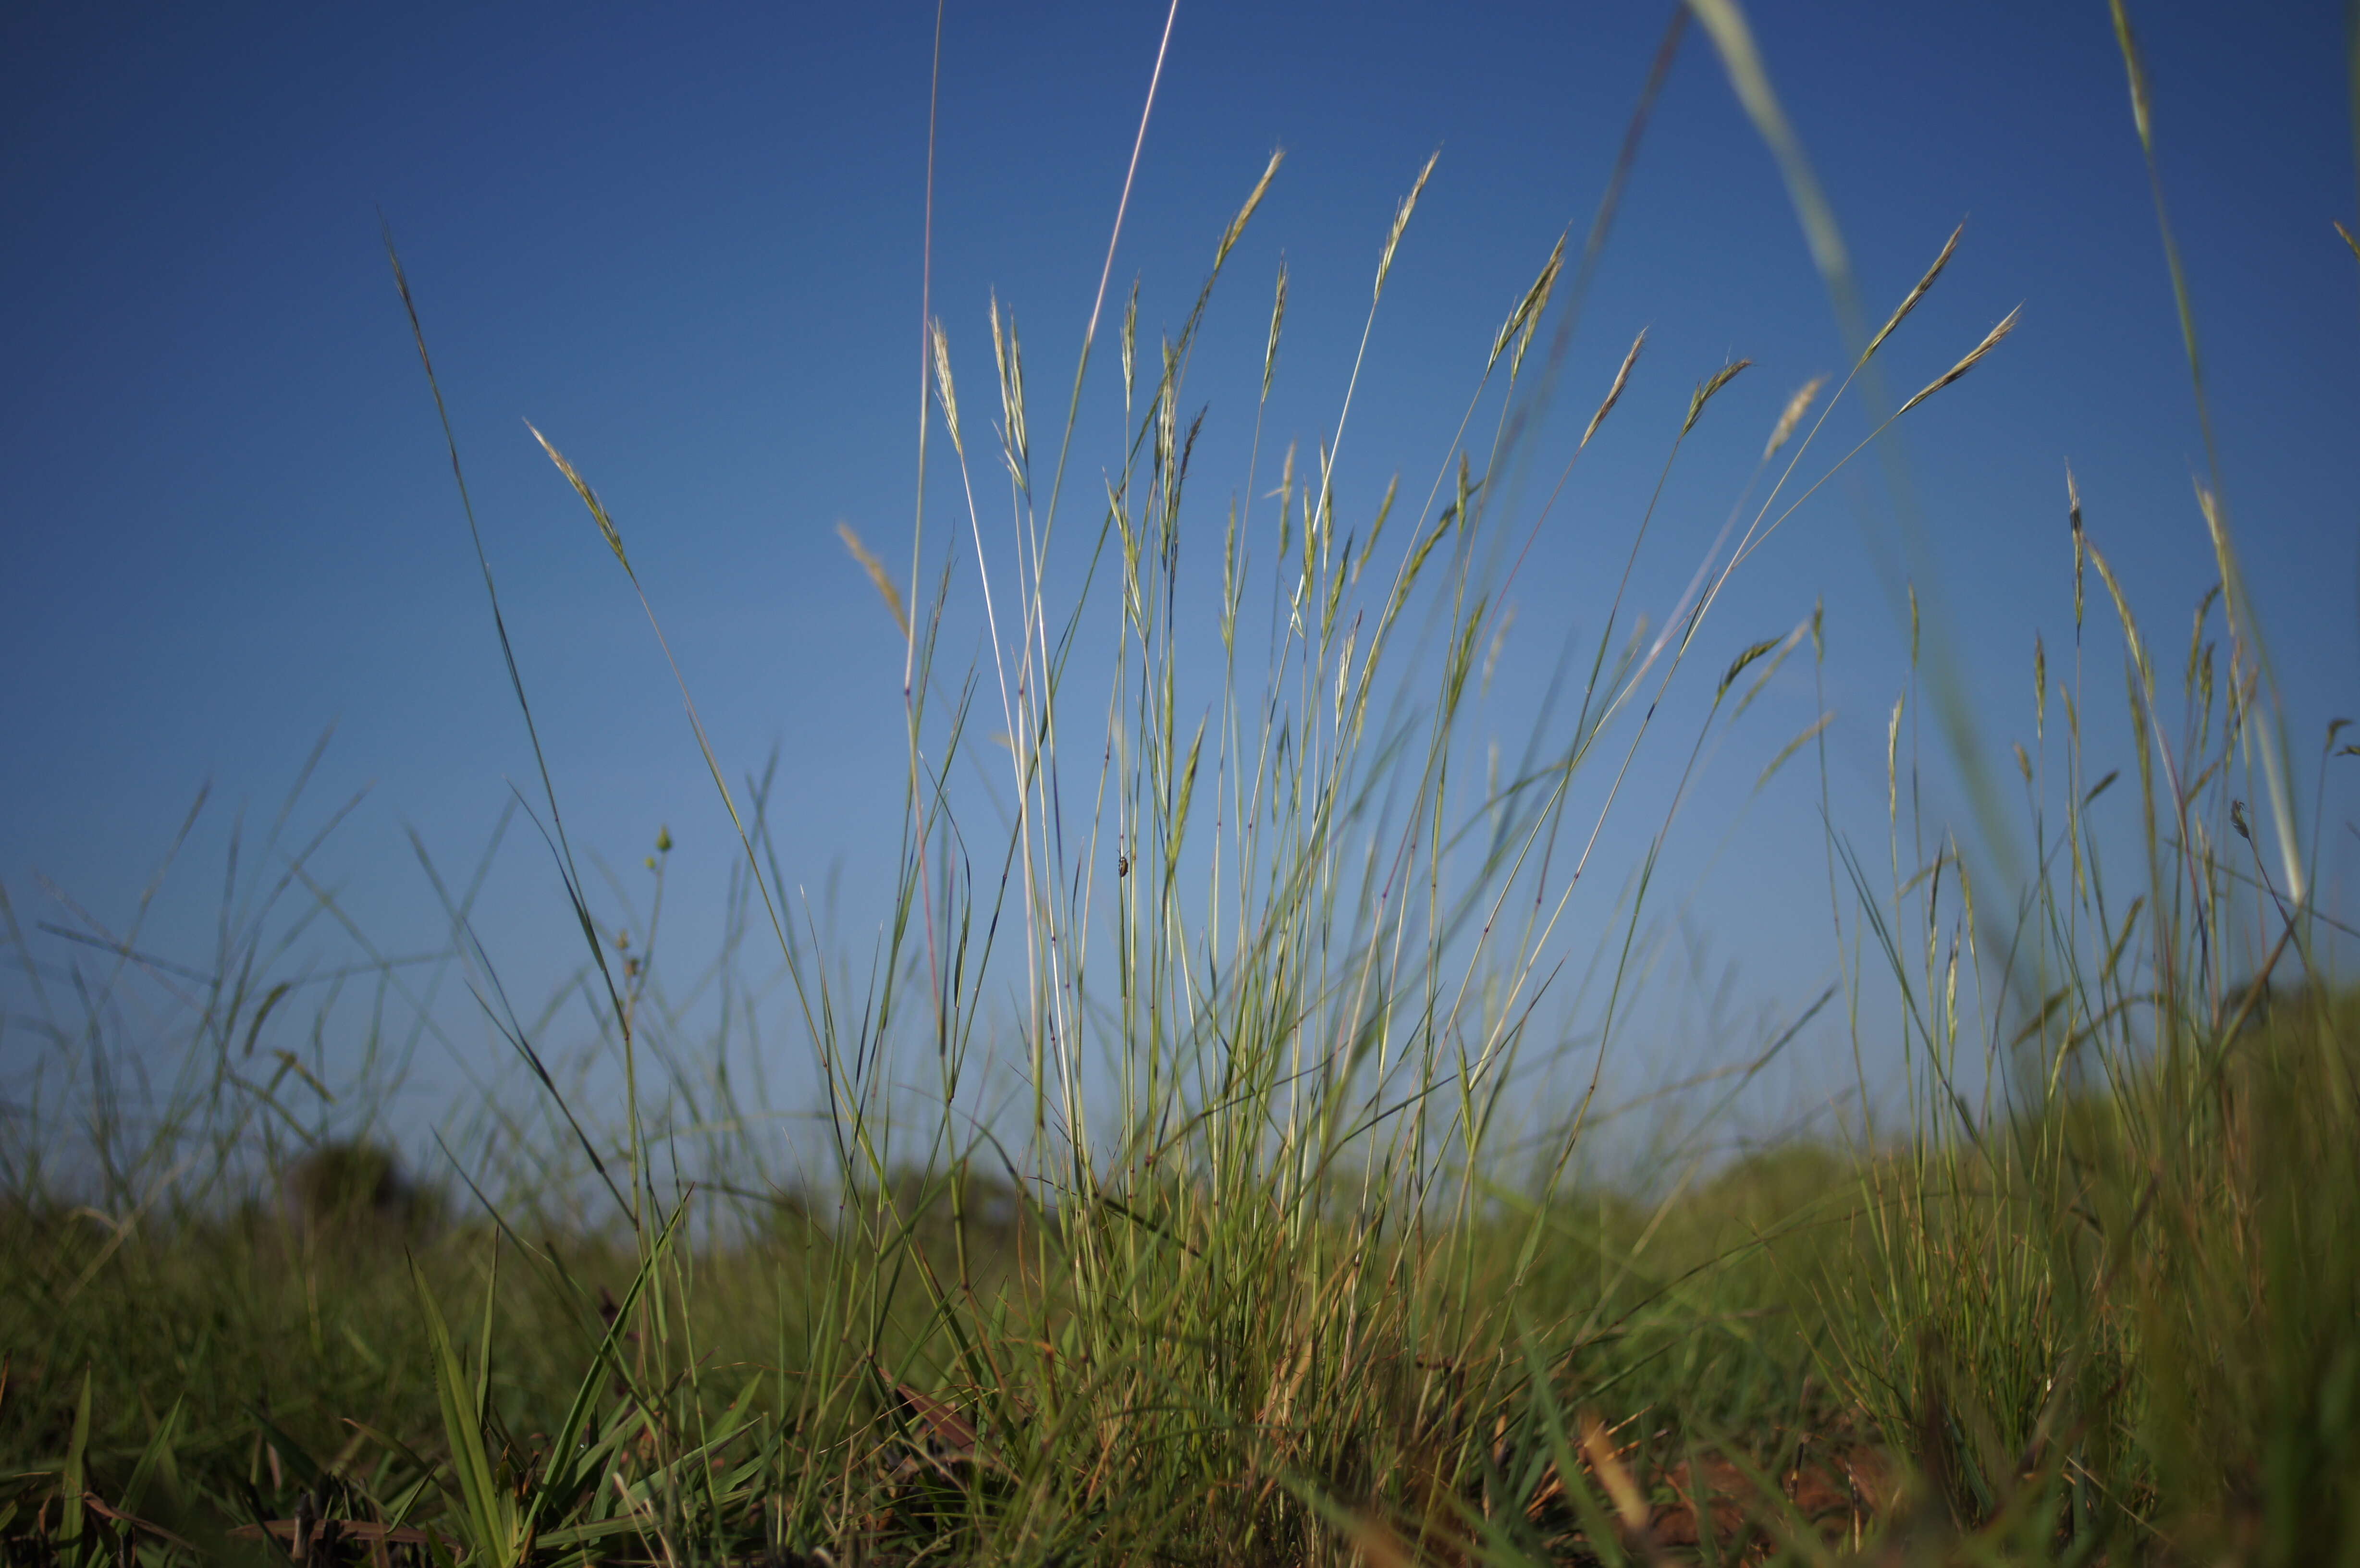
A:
5,5,2355,1562
5,999,2355,1566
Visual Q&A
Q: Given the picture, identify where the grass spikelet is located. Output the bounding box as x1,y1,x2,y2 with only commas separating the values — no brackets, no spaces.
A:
1863,220,1965,362
1582,328,1645,449
1354,470,1400,576
1489,232,1566,376
989,294,1029,482
1122,275,1140,408
2083,534,2155,691
1263,259,1288,402
1373,149,1440,302
1887,691,1905,820
1393,474,1460,604
2068,463,2086,632
1762,373,1828,459
1757,708,1833,790
1719,637,1782,699
837,523,910,639
1682,356,1752,436
928,318,963,458
1895,304,2021,416
2035,633,2047,733
527,422,629,574
1512,233,1567,378
1213,148,1283,274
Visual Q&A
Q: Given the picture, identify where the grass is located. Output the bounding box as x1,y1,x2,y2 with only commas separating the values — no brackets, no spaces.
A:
3,3,2356,1563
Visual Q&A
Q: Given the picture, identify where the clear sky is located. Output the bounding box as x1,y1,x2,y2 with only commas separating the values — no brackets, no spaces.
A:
4,2,2355,1150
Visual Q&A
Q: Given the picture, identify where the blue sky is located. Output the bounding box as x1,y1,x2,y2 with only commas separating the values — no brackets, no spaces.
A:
3,2,2355,1148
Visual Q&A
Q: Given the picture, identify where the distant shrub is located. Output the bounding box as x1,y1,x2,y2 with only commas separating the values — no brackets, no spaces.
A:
278,1138,442,1242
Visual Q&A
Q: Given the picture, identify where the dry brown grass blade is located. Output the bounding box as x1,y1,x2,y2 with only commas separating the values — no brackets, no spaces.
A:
84,1495,199,1554
892,1382,978,1453
838,523,911,638
1896,305,2022,416
1580,1415,1654,1542
1582,329,1646,449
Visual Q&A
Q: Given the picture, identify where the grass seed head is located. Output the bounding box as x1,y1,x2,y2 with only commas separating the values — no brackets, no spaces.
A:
837,523,910,639
1865,220,1965,363
1763,374,1829,459
1263,259,1288,403
1490,232,1566,376
1683,356,1752,437
1374,149,1440,302
1583,328,1646,449
990,293,1029,479
928,318,963,458
528,422,629,574
2035,634,2047,733
1215,149,1284,274
1513,232,1568,379
1896,305,2021,416
1122,275,1140,407
2068,463,2086,630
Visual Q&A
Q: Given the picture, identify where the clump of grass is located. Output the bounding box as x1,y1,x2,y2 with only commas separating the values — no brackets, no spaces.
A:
1810,495,2360,1554
2,4,2352,1565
